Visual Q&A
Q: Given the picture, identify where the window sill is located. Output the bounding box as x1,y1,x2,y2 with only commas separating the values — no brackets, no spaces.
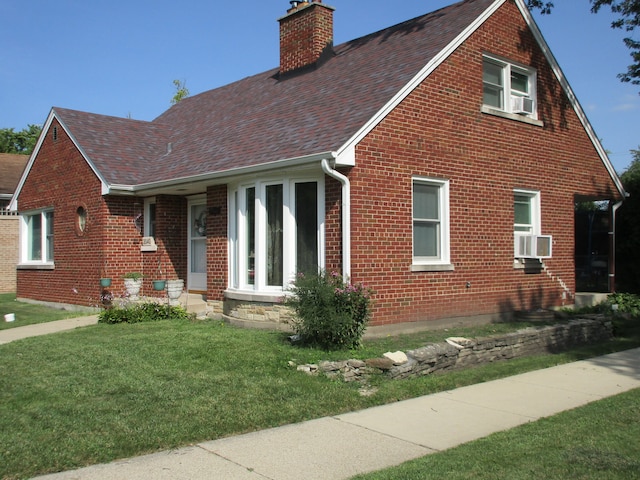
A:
17,263,55,270
481,106,544,127
224,289,283,303
411,263,455,272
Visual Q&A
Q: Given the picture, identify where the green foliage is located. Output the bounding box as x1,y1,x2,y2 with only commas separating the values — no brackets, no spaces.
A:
123,271,144,280
98,302,191,324
616,149,640,292
604,292,640,316
170,79,190,104
527,0,640,88
285,271,373,350
0,124,42,154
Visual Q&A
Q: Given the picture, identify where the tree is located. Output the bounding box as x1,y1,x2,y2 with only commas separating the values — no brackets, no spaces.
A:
0,124,42,154
527,1,640,88
615,147,640,292
170,79,190,105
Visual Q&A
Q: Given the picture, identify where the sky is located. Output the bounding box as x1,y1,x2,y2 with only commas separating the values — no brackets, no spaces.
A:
1,0,638,173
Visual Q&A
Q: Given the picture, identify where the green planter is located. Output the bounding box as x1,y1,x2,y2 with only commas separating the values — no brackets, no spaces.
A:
100,278,112,288
153,280,166,291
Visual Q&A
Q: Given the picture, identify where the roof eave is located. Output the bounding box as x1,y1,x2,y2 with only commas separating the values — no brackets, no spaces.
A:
105,151,338,196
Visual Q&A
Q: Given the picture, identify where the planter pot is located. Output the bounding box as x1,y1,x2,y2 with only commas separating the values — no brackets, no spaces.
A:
153,280,166,291
166,279,184,306
124,278,143,301
100,278,112,287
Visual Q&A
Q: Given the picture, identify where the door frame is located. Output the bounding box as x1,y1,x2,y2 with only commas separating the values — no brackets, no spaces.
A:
187,197,207,292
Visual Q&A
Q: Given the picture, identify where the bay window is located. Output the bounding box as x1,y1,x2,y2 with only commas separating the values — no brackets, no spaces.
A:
231,177,323,292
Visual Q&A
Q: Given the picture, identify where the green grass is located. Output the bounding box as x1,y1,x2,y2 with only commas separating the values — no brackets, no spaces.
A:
0,293,93,330
0,309,638,479
351,388,640,480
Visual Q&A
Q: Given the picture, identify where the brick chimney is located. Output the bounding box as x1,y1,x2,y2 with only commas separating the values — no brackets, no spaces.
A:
279,1,335,76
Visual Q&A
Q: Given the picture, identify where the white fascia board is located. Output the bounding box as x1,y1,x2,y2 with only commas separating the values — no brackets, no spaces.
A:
108,150,338,195
335,0,507,163
513,0,627,198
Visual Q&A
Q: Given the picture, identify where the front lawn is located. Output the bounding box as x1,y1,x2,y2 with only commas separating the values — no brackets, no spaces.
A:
0,314,639,479
0,293,93,330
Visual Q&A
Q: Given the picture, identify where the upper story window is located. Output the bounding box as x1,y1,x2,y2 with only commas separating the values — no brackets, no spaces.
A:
21,209,54,265
412,177,451,269
483,55,537,118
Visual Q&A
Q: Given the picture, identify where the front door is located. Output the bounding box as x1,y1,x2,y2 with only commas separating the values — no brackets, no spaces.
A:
188,200,207,292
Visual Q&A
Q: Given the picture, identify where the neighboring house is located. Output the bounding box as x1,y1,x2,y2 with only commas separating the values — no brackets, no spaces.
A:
11,0,625,330
0,153,28,293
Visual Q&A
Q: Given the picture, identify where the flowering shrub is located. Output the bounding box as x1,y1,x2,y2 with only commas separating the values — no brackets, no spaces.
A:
285,271,373,349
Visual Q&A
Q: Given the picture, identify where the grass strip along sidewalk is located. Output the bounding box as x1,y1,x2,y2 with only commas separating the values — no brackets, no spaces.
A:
351,387,640,480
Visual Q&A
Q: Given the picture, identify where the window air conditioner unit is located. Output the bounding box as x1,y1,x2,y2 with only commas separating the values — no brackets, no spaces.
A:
511,96,534,115
514,234,552,259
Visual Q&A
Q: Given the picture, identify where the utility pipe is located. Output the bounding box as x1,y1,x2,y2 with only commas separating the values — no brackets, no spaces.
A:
321,158,351,279
608,199,624,292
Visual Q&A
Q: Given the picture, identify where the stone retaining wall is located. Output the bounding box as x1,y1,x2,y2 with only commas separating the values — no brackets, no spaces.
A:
299,317,613,383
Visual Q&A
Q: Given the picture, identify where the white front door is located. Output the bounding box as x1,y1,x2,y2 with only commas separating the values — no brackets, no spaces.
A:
188,200,207,292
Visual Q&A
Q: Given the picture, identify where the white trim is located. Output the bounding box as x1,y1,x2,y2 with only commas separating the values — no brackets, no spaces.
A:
512,0,626,198
19,208,55,267
335,0,507,165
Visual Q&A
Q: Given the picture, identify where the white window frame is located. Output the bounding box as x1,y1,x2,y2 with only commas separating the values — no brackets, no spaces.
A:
482,54,538,119
228,175,325,294
144,197,157,238
20,209,54,266
412,177,451,270
514,189,544,261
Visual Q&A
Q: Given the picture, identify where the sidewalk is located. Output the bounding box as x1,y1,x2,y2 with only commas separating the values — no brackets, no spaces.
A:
0,315,99,344
29,343,639,480
0,315,98,344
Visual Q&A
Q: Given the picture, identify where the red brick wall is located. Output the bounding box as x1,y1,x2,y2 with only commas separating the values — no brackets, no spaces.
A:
324,175,343,274
16,121,190,306
349,1,622,326
17,119,109,306
207,185,228,301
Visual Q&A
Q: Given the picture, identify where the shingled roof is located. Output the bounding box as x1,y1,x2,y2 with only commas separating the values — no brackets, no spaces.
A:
54,0,495,187
0,153,28,196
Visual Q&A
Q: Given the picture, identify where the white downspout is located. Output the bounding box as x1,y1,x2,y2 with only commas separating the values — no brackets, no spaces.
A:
609,199,624,292
321,158,351,279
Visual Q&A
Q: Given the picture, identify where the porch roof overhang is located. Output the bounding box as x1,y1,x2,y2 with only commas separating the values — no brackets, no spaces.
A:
103,150,339,197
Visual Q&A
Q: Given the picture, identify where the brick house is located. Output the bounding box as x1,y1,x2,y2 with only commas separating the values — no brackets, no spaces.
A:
11,0,625,330
1,153,28,293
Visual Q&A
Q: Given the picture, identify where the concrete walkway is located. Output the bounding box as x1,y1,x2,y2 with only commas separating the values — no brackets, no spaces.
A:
0,315,98,344
3,319,639,479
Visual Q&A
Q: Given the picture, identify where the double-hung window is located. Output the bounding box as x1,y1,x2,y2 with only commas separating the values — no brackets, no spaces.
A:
483,55,537,118
412,178,451,269
21,210,54,265
513,189,551,259
231,177,323,293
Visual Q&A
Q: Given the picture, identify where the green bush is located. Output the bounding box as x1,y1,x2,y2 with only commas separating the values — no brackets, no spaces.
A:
603,292,640,317
98,303,191,324
285,271,373,350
